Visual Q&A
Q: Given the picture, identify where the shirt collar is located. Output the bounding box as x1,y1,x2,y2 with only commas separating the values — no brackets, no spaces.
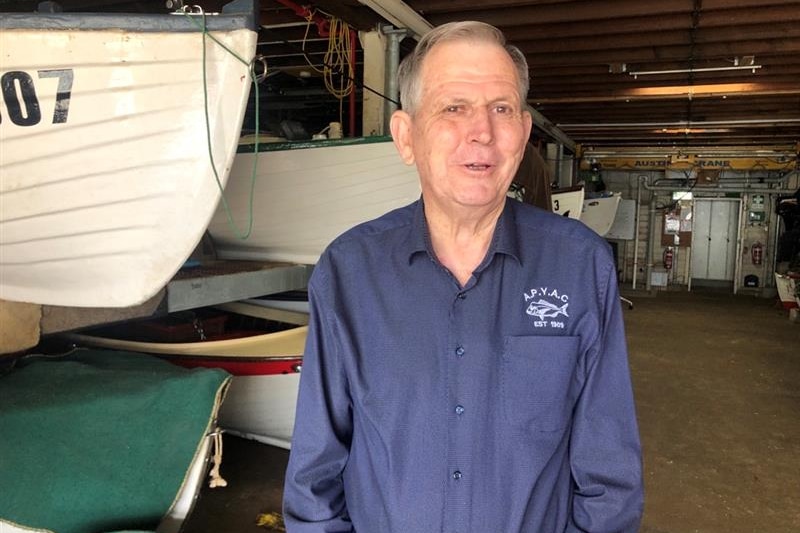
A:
490,198,522,266
405,199,431,263
404,197,522,267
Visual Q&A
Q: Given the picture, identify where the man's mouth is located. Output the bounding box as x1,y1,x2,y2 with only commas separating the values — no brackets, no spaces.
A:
465,163,491,171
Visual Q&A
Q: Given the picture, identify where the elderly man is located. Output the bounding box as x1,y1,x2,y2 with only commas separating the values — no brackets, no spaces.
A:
283,21,643,533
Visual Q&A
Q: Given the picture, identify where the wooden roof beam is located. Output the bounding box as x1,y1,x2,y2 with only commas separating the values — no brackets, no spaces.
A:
532,83,800,103
522,40,800,67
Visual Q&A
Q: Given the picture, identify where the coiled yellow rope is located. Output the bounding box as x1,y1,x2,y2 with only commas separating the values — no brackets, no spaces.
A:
301,9,355,125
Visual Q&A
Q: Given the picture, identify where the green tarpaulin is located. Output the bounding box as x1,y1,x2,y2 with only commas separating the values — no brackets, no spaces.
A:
0,349,230,533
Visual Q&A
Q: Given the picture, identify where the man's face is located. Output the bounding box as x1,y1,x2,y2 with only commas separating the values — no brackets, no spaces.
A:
391,40,532,213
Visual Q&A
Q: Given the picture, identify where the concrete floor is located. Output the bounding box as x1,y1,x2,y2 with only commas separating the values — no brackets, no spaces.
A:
182,289,800,533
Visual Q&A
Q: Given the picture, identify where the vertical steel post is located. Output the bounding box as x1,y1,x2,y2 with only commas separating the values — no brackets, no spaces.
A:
382,27,409,133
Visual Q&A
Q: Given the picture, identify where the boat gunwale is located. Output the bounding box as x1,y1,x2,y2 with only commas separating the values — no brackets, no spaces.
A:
0,0,256,32
164,354,303,363
236,135,396,154
67,325,309,359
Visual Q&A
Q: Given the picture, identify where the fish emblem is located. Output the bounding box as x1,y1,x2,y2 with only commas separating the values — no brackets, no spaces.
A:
526,299,569,321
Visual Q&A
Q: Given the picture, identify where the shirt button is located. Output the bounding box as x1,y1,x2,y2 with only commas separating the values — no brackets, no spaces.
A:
457,292,466,300
455,405,465,415
452,470,462,480
455,346,465,357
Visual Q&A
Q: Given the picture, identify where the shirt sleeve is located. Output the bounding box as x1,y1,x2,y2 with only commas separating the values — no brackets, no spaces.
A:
283,264,355,533
567,262,644,532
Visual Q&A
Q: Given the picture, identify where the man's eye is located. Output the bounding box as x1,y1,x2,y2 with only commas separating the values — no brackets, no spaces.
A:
495,105,512,114
445,105,463,113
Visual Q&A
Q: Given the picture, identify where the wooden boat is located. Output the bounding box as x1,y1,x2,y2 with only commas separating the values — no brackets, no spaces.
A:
67,304,307,450
0,2,257,307
206,137,421,264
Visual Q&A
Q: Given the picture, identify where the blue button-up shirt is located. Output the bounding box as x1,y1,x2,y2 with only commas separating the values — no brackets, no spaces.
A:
284,198,643,532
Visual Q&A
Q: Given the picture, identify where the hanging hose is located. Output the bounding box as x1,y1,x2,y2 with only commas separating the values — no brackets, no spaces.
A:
181,5,261,240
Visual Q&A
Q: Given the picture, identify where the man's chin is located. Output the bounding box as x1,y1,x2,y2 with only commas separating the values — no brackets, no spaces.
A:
453,192,507,211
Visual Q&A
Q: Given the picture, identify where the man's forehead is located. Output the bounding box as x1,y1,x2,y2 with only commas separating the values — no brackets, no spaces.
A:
423,38,507,63
419,42,520,95
421,41,515,77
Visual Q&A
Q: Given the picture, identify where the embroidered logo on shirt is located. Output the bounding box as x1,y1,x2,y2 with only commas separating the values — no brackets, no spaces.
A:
524,287,569,328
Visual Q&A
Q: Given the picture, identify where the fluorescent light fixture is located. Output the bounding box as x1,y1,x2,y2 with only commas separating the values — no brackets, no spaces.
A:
629,64,762,78
628,57,762,78
357,0,433,40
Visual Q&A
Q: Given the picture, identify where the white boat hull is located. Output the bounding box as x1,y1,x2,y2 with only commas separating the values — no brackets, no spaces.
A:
551,187,622,236
581,193,622,237
0,8,257,307
551,187,584,219
207,138,421,264
219,373,301,450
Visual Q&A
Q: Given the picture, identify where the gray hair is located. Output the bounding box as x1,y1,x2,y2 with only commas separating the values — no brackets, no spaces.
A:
397,21,530,115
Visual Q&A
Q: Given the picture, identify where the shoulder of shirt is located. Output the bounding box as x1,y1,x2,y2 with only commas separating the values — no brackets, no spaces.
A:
310,202,415,294
511,200,614,261
311,201,416,282
328,201,416,251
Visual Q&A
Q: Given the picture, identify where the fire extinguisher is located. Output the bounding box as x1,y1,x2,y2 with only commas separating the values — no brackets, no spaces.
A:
751,242,763,265
663,246,674,270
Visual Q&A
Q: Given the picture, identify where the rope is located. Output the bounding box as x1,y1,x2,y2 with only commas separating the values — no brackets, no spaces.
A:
181,6,261,240
301,14,325,76
322,17,354,101
300,9,355,125
262,24,399,107
208,429,228,488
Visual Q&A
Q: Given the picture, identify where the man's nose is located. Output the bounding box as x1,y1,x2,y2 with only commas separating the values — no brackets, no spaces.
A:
468,107,494,144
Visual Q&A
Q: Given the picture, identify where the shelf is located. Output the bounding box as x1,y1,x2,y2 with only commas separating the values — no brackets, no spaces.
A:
167,261,311,312
40,261,312,335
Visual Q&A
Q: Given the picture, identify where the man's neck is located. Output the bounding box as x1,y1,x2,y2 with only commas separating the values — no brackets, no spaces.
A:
424,198,504,287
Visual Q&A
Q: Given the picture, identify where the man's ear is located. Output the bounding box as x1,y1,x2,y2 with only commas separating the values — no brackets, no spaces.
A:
522,109,533,141
390,110,415,165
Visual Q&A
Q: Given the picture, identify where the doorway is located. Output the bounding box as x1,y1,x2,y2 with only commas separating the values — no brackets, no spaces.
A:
690,198,741,288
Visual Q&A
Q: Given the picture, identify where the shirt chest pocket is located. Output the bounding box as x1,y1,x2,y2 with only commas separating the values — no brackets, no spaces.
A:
501,335,581,433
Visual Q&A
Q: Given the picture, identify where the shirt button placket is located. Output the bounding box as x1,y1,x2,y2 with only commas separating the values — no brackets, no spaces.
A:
449,288,469,531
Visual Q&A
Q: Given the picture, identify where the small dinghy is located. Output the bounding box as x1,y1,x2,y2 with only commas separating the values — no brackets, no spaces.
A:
68,304,308,450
